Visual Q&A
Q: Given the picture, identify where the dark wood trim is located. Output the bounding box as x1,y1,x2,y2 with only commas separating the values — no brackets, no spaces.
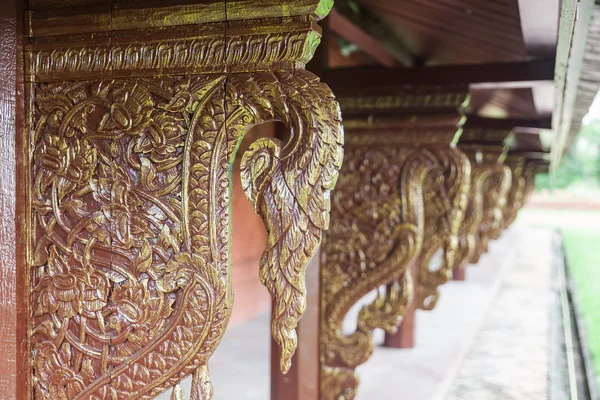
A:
465,116,553,130
321,60,555,95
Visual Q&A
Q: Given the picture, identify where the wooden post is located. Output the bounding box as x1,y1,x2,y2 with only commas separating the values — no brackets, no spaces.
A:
271,251,321,400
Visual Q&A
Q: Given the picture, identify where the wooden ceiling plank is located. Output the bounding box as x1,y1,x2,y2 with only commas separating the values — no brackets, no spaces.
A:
375,0,524,42
366,3,525,60
465,116,552,130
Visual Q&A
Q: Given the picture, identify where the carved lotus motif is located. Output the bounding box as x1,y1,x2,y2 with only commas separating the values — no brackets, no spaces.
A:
34,342,87,400
34,248,109,318
38,134,98,184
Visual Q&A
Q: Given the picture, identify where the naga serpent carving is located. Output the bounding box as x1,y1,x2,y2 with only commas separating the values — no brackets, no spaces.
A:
473,161,511,261
414,147,470,310
29,72,343,399
320,137,468,399
503,155,527,230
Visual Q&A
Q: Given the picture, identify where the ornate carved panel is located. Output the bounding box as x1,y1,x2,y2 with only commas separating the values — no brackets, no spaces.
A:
319,89,470,399
24,3,343,399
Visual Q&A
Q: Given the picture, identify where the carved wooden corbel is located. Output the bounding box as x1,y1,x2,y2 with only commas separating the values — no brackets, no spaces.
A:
457,128,512,267
24,2,343,399
319,87,471,399
502,153,527,230
523,157,550,199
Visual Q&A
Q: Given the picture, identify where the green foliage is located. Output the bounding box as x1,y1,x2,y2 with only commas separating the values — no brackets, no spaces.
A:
537,119,600,191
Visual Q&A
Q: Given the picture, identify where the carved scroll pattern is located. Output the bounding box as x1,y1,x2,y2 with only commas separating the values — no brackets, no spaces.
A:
320,145,448,400
29,71,343,400
452,163,486,271
502,158,526,230
472,162,511,262
415,147,470,310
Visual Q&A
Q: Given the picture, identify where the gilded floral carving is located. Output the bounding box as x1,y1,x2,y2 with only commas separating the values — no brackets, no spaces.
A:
320,136,469,399
502,155,527,230
28,71,343,399
415,148,470,310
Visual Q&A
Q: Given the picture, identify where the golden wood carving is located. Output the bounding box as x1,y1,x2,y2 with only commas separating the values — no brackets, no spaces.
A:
319,94,470,399
415,147,470,310
26,3,343,399
453,129,512,270
502,154,527,230
458,144,512,264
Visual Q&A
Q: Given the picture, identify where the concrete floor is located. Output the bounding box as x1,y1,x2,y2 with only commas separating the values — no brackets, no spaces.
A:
157,226,553,399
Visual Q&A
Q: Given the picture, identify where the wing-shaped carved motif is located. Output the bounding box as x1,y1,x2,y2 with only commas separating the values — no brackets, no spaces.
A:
502,156,526,230
415,147,470,310
473,163,511,261
320,145,442,400
29,71,342,399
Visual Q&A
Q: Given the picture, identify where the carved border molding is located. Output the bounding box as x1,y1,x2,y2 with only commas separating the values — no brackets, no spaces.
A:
27,19,321,82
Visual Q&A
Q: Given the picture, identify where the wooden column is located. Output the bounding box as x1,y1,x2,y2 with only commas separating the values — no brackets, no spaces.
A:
271,251,321,400
22,2,343,399
319,87,471,398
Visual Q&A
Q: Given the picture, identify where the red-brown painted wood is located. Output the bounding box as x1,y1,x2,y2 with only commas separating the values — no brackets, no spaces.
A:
453,267,466,281
271,251,320,400
0,0,24,398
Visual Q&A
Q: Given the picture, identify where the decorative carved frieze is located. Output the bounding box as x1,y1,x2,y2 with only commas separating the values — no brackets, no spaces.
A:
319,89,470,399
25,3,343,399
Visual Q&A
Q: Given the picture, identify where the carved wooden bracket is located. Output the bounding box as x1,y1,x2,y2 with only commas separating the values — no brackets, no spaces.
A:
456,127,513,266
319,87,470,399
24,2,343,399
523,157,550,198
503,154,527,230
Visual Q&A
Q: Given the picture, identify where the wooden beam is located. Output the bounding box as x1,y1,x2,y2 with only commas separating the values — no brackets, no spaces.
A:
271,252,321,400
518,0,560,58
330,6,415,67
329,8,401,68
321,60,555,95
551,0,595,168
518,0,561,118
464,116,553,131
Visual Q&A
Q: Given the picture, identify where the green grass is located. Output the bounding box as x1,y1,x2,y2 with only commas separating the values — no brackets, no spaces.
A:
518,209,600,390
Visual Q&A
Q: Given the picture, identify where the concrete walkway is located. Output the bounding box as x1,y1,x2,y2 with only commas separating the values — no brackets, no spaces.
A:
445,229,553,400
157,227,554,399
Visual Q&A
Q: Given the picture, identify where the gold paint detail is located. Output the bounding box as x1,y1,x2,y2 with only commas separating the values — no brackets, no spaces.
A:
319,143,469,399
338,91,470,114
29,71,343,399
415,148,470,310
27,26,322,81
453,150,512,268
